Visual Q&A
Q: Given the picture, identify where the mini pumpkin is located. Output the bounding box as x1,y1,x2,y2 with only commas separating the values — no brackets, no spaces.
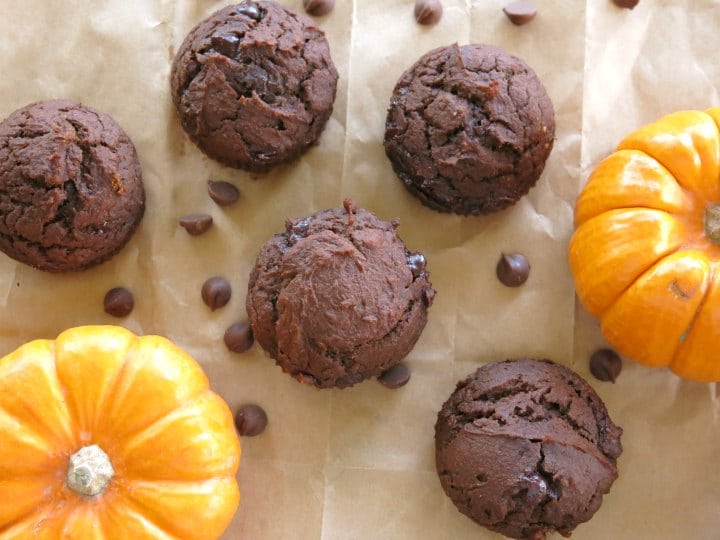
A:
570,107,720,382
0,326,240,538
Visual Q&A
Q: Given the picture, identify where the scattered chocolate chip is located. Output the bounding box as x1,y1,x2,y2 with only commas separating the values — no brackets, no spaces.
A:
201,276,232,311
234,404,268,436
503,1,537,25
612,0,639,8
407,252,427,277
207,180,240,207
211,34,240,57
378,363,411,389
496,253,530,287
179,213,213,235
303,0,335,17
224,322,254,353
104,287,134,318
237,2,262,20
414,0,443,25
589,348,623,383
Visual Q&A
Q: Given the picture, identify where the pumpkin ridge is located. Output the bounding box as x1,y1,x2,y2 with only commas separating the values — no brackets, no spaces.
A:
119,477,239,540
0,341,76,450
118,389,240,480
48,342,80,447
668,262,717,370
101,494,181,540
115,488,193,540
99,338,211,444
595,243,685,319
571,208,686,317
0,474,64,535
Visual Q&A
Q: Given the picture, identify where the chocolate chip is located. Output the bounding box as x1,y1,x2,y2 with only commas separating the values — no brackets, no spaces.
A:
179,213,213,235
237,2,262,20
224,322,254,353
303,0,335,17
407,252,426,277
104,287,134,318
378,363,411,389
589,348,622,383
234,404,268,436
414,0,443,25
207,180,240,207
503,1,537,25
612,0,639,8
496,253,530,287
211,34,240,57
201,276,232,311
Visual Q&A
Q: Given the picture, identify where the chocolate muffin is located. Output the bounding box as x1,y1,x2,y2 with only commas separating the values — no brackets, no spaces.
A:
0,100,145,272
170,1,338,172
384,44,555,215
246,200,435,389
435,359,622,539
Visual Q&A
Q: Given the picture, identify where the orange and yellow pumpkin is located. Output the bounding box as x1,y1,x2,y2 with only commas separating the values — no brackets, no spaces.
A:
570,107,720,382
0,325,240,538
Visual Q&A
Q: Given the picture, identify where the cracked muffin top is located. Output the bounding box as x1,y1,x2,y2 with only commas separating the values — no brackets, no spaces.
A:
435,358,622,540
170,1,338,172
0,100,145,272
246,199,435,389
384,43,555,215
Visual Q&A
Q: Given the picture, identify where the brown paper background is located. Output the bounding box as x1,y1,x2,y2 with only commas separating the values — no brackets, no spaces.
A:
0,1,718,538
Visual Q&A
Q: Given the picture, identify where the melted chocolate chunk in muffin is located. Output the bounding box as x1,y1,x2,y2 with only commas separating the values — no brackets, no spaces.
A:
384,44,555,215
435,359,622,539
246,200,435,388
0,100,145,272
170,1,339,171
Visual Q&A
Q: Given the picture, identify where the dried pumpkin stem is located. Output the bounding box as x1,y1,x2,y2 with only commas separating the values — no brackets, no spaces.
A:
705,204,720,245
66,444,115,497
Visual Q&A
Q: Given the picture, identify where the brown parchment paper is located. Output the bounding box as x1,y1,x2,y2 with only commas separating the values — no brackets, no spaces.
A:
0,1,717,539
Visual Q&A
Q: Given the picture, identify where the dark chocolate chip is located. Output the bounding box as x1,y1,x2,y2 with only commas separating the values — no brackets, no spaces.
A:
286,217,313,245
224,322,254,353
378,363,411,389
496,253,530,287
407,252,427,278
503,1,537,25
179,213,213,235
234,404,268,436
104,287,134,318
414,0,443,25
612,0,639,8
211,34,240,57
303,0,335,17
207,180,240,206
201,276,232,311
237,2,262,20
589,348,622,383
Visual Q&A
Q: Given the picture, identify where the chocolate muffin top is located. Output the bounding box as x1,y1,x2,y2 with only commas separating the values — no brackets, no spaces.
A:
170,1,338,172
384,43,555,215
435,359,622,539
0,100,145,272
246,200,435,389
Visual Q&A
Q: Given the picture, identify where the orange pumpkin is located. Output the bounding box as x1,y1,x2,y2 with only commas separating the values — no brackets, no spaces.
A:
0,326,241,539
570,107,720,382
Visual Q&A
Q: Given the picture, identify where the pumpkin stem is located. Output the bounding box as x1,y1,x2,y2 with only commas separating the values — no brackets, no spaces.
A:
66,444,114,497
704,204,720,245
